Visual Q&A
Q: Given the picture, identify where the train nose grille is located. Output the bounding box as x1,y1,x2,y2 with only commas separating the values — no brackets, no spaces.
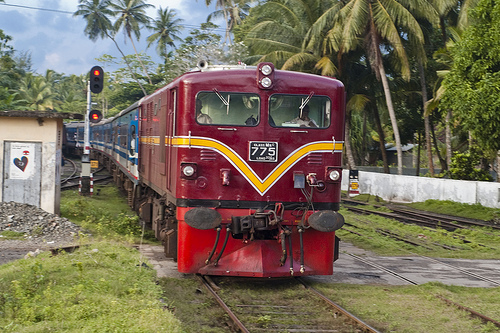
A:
307,153,323,165
200,149,217,161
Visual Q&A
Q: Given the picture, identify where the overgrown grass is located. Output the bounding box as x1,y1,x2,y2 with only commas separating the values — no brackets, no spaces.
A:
158,278,229,333
60,185,156,243
408,199,500,222
0,242,182,332
0,231,25,240
313,282,500,333
337,207,500,259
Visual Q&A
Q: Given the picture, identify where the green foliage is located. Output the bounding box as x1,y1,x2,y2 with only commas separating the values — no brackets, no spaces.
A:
0,242,182,332
60,185,149,242
441,0,500,151
447,150,492,181
0,231,25,240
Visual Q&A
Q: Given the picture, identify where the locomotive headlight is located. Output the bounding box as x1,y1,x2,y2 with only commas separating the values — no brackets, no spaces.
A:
183,165,195,177
180,163,197,179
260,77,272,88
257,62,275,89
328,170,340,181
261,64,273,75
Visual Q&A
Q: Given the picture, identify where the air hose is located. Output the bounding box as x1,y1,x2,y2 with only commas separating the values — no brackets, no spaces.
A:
205,226,221,264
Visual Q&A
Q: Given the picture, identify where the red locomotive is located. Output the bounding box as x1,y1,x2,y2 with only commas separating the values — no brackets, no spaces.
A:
92,62,345,277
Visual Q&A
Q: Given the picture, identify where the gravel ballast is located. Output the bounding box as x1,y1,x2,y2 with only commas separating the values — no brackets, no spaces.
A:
0,201,86,264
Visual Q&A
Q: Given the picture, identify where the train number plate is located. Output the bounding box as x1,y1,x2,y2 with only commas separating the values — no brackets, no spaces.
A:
249,141,278,162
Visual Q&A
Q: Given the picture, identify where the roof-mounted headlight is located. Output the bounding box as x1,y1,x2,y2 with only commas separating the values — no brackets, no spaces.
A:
260,77,272,88
256,62,275,89
261,64,273,75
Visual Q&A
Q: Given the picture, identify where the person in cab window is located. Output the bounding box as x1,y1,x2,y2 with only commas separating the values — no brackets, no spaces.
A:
196,99,212,124
290,105,318,127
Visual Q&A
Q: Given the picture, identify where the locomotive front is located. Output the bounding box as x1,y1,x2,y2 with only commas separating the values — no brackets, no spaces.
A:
175,63,345,277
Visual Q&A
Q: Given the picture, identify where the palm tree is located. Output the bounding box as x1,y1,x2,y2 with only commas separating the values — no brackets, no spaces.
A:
74,0,147,95
18,74,56,111
208,0,251,44
204,0,232,43
327,0,434,175
244,0,342,69
423,0,480,172
146,7,184,60
111,0,154,85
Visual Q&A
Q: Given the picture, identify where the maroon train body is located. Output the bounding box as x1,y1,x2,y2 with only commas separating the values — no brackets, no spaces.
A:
93,62,346,277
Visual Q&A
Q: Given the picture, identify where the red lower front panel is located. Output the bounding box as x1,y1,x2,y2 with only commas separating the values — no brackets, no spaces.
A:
176,207,335,277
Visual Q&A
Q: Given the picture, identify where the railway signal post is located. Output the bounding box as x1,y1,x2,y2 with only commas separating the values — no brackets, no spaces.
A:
80,66,103,196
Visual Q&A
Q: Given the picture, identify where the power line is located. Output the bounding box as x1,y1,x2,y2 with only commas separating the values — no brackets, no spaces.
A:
0,2,73,14
0,2,227,33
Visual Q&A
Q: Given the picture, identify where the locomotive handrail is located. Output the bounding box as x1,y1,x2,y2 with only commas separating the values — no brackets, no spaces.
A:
217,127,237,131
290,130,309,133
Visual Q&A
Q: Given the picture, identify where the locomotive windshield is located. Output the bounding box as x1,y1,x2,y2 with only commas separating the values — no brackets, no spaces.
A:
196,91,260,126
269,94,331,128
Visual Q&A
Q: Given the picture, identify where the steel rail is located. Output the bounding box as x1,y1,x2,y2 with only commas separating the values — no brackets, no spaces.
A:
197,275,250,333
436,295,500,329
343,198,500,231
346,253,419,285
415,255,500,287
297,278,381,333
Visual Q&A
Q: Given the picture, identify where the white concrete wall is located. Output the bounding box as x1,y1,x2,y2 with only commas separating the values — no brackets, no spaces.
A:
342,170,500,209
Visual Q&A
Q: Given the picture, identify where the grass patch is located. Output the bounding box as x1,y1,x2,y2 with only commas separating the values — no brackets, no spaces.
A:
0,242,182,332
158,278,229,333
408,199,500,222
313,282,500,333
60,185,157,243
337,208,500,259
0,231,25,240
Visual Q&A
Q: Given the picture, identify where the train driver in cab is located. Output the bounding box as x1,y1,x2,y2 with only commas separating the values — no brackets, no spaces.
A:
196,99,212,124
290,105,318,127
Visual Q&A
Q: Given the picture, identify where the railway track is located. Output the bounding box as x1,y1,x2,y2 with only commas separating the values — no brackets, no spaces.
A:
345,253,500,329
342,198,500,232
198,275,380,332
61,174,113,190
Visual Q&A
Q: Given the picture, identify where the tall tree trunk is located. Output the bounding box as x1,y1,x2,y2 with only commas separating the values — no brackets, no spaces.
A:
129,36,153,85
430,122,447,171
445,110,452,169
362,110,367,165
416,131,421,176
372,104,390,173
378,65,403,175
344,112,356,170
497,150,500,182
424,116,434,175
418,60,434,176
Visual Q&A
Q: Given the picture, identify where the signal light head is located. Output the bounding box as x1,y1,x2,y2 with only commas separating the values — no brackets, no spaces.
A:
89,110,102,123
89,65,104,94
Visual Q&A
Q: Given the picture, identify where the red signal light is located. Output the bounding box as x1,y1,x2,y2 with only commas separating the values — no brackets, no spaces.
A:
89,110,102,123
89,66,104,93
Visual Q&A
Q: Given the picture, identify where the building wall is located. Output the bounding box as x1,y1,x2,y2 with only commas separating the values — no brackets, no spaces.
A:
342,170,500,209
0,116,63,214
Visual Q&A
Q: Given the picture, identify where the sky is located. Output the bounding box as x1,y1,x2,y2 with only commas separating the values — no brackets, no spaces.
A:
0,0,220,76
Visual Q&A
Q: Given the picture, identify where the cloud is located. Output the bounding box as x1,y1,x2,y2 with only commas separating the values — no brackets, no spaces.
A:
0,0,219,75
